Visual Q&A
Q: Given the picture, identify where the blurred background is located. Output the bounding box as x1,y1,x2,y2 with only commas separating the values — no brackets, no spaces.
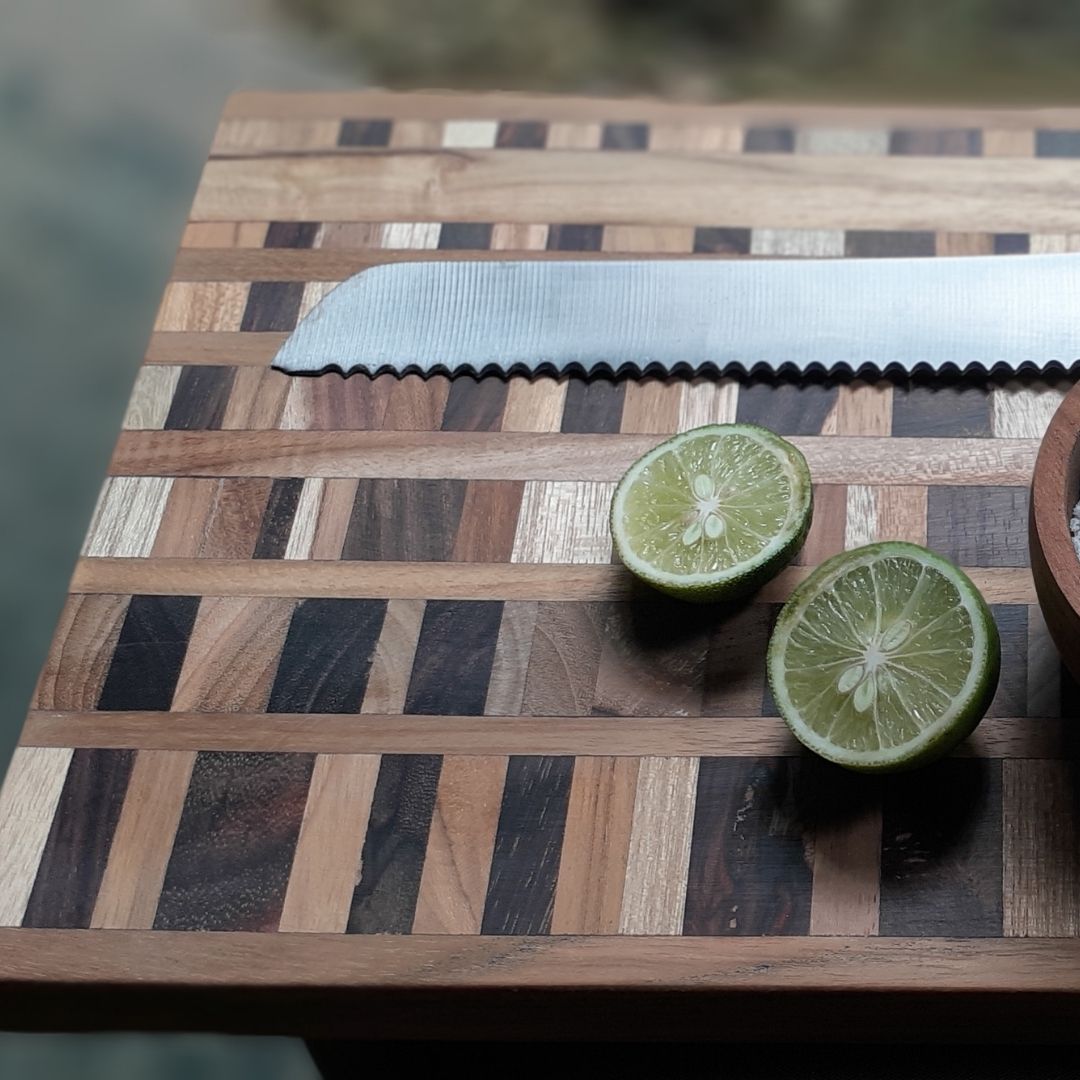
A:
3,0,1080,1075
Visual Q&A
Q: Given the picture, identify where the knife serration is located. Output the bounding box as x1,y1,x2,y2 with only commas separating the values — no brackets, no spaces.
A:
273,256,1080,377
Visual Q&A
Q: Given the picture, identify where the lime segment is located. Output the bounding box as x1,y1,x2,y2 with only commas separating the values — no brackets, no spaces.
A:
610,424,812,602
768,542,1000,772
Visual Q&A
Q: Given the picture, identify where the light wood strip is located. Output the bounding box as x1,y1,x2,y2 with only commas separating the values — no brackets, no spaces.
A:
551,757,638,934
647,124,741,153
32,595,129,710
297,281,338,321
0,747,73,926
795,127,889,155
825,380,893,436
500,378,567,432
411,756,507,934
602,226,695,253
750,228,844,256
873,485,928,545
149,478,217,558
171,597,295,712
619,756,699,935
545,122,602,149
1030,233,1080,254
219,90,1079,129
388,119,444,149
991,381,1068,439
154,282,249,332
678,379,738,428
15,711,1072,758
809,801,882,936
982,129,1037,157
380,222,441,249
442,120,498,148
359,599,426,714
211,117,341,155
1003,760,1080,937
144,332,285,367
108,431,1039,484
89,750,195,929
490,223,550,250
122,366,182,430
511,481,616,564
221,368,290,430
68,559,1037,605
283,477,324,560
484,601,539,716
309,478,358,560
278,754,381,933
844,484,877,549
620,380,683,433
314,222,382,249
936,231,993,256
190,152,1080,230
81,477,173,558
180,222,267,248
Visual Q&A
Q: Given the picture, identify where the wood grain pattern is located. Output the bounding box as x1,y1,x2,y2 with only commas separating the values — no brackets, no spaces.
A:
550,756,638,934
90,750,196,929
619,756,699,935
154,751,315,931
412,755,507,934
360,598,426,715
520,602,605,715
483,601,538,716
20,712,1057,759
278,753,380,933
501,378,567,432
511,481,616,563
0,748,73,926
81,477,172,557
450,480,524,562
68,559,1038,605
619,378,684,434
108,431,1040,484
23,749,135,929
122,366,182,430
220,367,290,430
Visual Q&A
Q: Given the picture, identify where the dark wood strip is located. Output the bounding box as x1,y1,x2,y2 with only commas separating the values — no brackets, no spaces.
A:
521,602,606,715
891,382,992,437
266,598,387,713
880,758,1003,937
346,754,442,934
601,122,648,150
96,595,200,711
440,377,509,432
404,600,505,715
481,755,574,934
592,600,712,716
683,757,812,936
264,222,319,248
993,233,1029,255
560,378,625,433
163,366,235,431
547,224,604,252
153,751,315,931
240,281,305,332
253,477,304,559
342,479,467,561
338,119,392,147
844,230,936,257
989,604,1028,717
743,127,794,152
436,223,494,250
693,226,751,254
496,121,548,148
21,750,135,929
926,485,1030,567
736,378,838,435
1035,130,1080,157
889,129,982,156
702,605,773,716
451,480,524,562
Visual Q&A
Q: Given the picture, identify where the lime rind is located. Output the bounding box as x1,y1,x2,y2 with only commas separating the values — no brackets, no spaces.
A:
610,423,813,603
768,541,1001,773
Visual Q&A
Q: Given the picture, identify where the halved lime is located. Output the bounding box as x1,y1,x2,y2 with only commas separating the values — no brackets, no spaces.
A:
610,423,812,602
768,542,1000,772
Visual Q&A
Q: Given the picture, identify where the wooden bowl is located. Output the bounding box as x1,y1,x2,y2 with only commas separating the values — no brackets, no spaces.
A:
1031,381,1080,681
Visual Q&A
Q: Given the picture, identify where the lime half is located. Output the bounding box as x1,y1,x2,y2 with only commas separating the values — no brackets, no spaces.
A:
768,542,1000,772
610,423,812,602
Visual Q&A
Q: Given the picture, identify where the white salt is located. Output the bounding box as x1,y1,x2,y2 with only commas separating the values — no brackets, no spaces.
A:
1072,499,1080,560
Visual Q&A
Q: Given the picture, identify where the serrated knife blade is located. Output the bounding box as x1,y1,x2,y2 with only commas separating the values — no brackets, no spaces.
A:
273,255,1080,377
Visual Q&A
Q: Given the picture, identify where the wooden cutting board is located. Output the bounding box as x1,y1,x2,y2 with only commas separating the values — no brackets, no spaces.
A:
2,90,1080,1040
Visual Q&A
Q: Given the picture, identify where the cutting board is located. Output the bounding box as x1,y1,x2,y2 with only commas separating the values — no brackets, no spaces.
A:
2,91,1080,1040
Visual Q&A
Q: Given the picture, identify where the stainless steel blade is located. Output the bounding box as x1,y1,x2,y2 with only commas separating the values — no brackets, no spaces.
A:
273,254,1080,376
